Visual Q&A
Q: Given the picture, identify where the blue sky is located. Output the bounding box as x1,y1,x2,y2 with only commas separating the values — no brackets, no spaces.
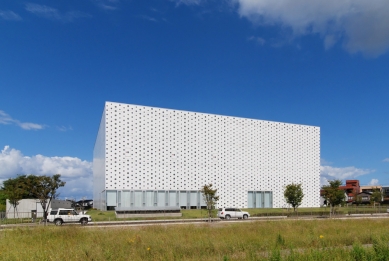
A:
1,0,388,200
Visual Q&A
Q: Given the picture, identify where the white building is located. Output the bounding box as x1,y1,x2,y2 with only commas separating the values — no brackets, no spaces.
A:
93,102,320,211
5,199,72,219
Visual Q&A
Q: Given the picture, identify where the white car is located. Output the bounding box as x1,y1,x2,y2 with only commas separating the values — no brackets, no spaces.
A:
217,208,250,220
47,208,92,226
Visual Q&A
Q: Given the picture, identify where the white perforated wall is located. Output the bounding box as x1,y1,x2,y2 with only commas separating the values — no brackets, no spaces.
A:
93,101,320,210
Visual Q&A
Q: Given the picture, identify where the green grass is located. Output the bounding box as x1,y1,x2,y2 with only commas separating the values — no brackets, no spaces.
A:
1,218,389,260
1,205,388,224
87,208,218,221
87,206,389,222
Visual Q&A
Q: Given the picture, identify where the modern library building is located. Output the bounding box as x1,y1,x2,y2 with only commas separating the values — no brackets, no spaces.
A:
93,102,320,211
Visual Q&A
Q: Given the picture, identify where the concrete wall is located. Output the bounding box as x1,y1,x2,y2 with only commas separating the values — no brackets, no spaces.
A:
6,199,46,218
94,102,321,210
5,199,72,218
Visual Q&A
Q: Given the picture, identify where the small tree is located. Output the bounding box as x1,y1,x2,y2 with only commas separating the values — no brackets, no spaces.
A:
354,194,363,206
370,188,382,208
350,187,360,205
321,180,345,217
201,184,219,222
0,190,6,211
1,176,26,218
29,174,66,224
284,183,304,212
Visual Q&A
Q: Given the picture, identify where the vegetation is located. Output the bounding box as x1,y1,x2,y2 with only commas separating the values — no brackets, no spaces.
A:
1,218,389,260
0,174,65,222
0,188,8,211
1,176,26,218
321,180,345,217
29,174,66,221
2,205,388,225
370,188,383,207
284,183,304,212
201,183,219,221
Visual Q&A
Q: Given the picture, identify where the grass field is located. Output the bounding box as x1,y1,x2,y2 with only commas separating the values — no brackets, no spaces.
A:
1,218,389,260
1,205,388,224
87,205,389,221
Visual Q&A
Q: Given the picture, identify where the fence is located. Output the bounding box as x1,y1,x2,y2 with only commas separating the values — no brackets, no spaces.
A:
251,205,389,218
5,210,45,219
0,211,46,225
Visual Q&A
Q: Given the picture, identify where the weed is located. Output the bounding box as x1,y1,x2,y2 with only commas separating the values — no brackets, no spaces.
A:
276,233,285,247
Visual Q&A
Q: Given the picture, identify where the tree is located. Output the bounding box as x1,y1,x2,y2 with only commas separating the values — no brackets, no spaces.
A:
354,194,363,206
201,184,219,222
284,183,304,212
370,188,382,208
1,176,26,218
28,174,66,224
321,180,345,217
0,189,7,211
350,187,360,205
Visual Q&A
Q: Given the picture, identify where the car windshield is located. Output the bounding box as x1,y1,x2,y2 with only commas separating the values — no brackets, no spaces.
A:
72,210,78,215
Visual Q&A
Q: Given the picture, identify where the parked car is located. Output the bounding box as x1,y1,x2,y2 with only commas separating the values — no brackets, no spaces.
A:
217,208,250,220
47,208,92,226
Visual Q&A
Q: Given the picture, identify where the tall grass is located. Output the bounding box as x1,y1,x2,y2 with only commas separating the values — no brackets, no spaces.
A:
1,218,389,260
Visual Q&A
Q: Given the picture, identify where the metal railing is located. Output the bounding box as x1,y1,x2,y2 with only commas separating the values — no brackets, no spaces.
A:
251,205,389,218
0,211,46,225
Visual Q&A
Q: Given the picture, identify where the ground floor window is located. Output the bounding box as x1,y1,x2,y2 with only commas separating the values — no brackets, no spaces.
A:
247,191,273,208
104,190,206,210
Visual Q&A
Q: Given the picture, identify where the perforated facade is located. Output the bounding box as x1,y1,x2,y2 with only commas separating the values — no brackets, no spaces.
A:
93,101,320,210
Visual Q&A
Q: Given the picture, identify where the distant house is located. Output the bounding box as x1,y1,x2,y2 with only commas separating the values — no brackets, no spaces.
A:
339,180,360,204
75,199,93,210
382,186,389,203
355,192,373,204
360,185,382,194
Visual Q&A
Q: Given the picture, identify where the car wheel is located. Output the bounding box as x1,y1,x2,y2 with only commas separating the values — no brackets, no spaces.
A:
225,215,231,220
243,214,248,220
80,218,88,225
54,219,63,226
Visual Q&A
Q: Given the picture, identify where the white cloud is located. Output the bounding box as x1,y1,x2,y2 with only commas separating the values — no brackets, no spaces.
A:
139,15,159,23
234,0,389,57
248,36,266,45
99,4,117,10
25,3,91,22
25,3,61,20
320,165,375,186
56,126,73,132
320,158,332,166
383,158,389,162
368,179,379,186
0,146,92,199
172,0,203,6
0,110,45,130
93,0,120,10
0,10,22,21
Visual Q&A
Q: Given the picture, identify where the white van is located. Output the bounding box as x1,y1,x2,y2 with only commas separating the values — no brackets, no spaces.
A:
217,208,250,220
47,208,92,225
